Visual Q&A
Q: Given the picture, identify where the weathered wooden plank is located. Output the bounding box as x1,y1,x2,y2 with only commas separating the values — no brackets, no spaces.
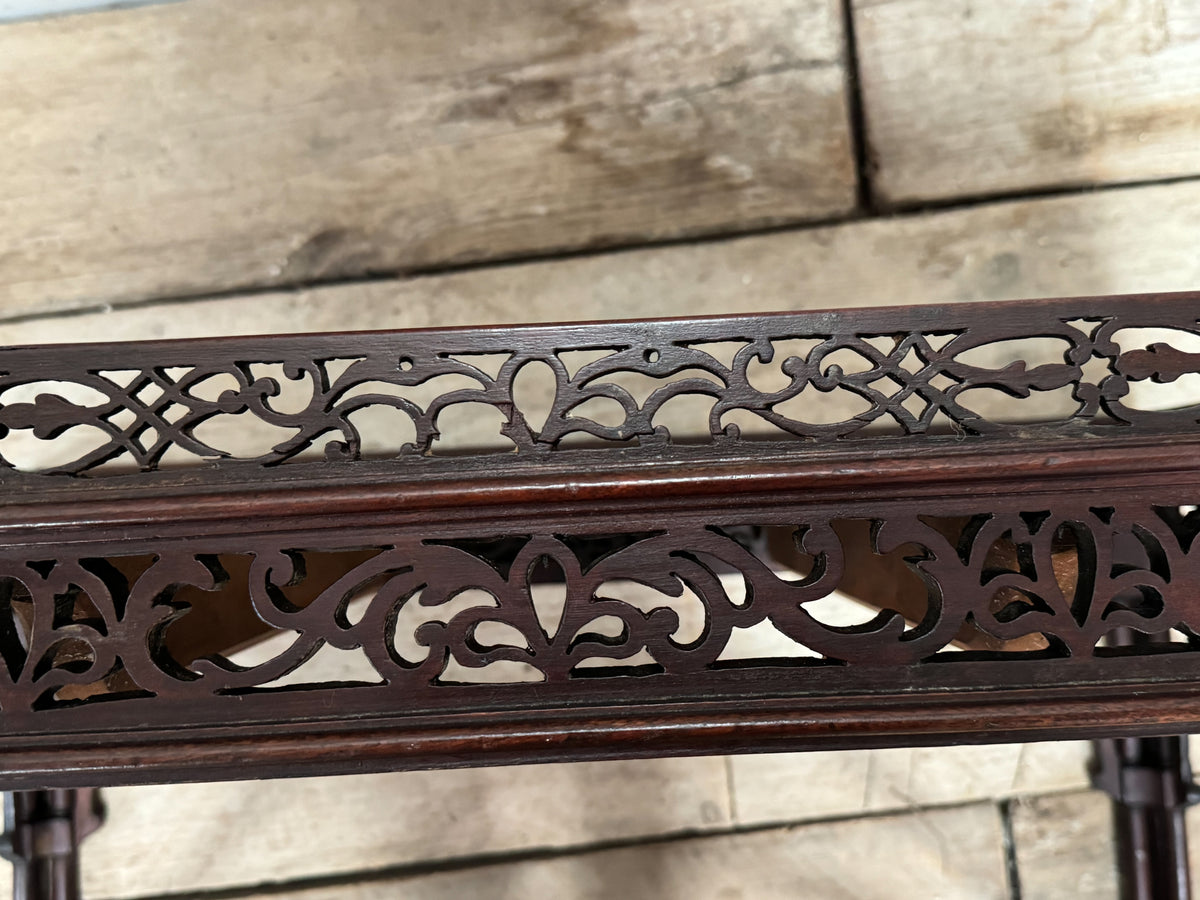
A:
261,803,1010,900
1011,789,1200,899
0,0,854,317
732,742,1089,826
6,178,1200,350
1010,792,1119,900
70,757,729,899
854,0,1200,204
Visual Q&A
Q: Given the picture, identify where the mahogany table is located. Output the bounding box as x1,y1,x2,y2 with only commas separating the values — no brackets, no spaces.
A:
1,292,1199,898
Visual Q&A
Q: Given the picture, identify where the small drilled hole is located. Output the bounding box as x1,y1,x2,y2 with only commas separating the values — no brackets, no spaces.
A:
644,349,659,363
399,357,414,372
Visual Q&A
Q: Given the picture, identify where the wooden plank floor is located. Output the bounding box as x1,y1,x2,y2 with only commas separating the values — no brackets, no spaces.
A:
262,804,1012,900
0,0,854,317
4,1,1200,898
854,0,1200,205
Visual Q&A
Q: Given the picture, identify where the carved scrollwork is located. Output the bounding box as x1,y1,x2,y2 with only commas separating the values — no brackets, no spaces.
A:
1,504,1197,713
2,305,1200,475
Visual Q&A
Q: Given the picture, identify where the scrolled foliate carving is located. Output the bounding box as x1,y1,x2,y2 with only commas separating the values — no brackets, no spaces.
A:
2,300,1199,476
2,504,1197,715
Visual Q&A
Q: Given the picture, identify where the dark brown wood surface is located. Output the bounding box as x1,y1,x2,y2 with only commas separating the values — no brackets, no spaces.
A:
2,292,1200,790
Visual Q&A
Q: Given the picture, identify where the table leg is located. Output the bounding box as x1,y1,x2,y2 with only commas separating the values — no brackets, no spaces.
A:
1091,734,1197,900
2,789,105,900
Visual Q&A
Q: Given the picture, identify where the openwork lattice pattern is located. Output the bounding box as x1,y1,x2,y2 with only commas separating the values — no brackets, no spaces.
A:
3,294,1200,780
2,299,1200,475
2,503,1198,714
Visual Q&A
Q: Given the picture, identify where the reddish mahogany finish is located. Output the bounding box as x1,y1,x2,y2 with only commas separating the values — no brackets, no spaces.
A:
3,292,1200,898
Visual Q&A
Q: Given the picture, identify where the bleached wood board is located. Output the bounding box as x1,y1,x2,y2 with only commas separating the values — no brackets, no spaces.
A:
0,0,854,318
1009,791,1120,900
732,742,1089,826
68,758,729,900
260,803,1010,900
6,178,1200,349
1007,790,1200,900
854,0,1200,204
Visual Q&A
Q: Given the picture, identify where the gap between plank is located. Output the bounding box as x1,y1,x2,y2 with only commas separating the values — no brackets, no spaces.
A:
999,799,1024,900
840,0,877,214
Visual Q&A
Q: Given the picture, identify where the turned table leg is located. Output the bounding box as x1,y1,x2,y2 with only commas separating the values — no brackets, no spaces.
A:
2,789,105,900
1091,734,1198,900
